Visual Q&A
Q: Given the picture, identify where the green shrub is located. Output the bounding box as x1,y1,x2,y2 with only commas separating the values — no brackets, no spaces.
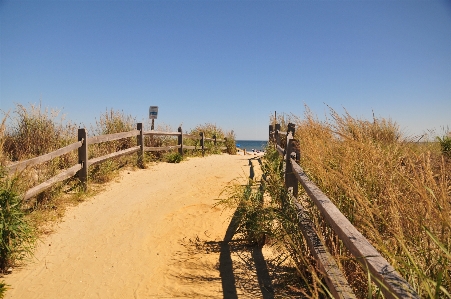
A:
0,281,7,299
224,131,237,155
0,171,35,271
164,152,183,163
437,135,451,157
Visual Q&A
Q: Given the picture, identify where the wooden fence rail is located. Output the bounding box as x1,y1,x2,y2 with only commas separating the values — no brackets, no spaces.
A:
269,123,419,299
6,124,227,199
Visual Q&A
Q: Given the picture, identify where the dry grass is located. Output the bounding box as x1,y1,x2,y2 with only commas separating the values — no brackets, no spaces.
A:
283,107,450,297
219,107,450,297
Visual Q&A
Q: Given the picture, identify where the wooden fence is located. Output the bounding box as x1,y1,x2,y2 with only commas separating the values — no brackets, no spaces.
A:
6,124,227,200
269,123,419,299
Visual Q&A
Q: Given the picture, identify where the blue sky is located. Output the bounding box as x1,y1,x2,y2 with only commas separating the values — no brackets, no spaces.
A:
1,0,450,140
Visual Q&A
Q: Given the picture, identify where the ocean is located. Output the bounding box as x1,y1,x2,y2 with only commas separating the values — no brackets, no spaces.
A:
235,140,268,152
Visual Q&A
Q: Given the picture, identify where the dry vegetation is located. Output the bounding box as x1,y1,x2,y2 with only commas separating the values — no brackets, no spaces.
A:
219,107,450,298
289,107,450,297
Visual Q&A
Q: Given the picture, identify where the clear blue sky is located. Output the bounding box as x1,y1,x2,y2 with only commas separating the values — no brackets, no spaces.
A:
1,0,450,140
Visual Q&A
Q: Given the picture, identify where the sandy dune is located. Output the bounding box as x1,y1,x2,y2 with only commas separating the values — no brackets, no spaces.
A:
4,153,268,298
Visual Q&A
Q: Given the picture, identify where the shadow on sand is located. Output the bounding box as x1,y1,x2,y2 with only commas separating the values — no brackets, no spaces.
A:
166,156,305,298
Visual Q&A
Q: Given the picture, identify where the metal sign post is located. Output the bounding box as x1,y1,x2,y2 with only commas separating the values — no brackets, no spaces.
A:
149,106,158,130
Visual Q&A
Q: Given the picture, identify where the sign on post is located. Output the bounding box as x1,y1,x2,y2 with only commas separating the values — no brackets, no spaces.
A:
149,106,158,119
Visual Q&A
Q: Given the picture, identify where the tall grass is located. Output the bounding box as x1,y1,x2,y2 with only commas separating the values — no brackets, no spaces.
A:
220,107,450,297
289,107,450,297
88,109,138,183
2,104,79,208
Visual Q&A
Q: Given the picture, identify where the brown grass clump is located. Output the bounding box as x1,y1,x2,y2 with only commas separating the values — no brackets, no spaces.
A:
287,106,451,297
2,103,79,208
88,109,138,183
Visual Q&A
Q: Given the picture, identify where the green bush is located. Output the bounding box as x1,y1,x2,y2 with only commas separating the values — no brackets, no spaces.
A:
0,169,35,271
164,152,183,163
0,281,7,299
437,135,451,157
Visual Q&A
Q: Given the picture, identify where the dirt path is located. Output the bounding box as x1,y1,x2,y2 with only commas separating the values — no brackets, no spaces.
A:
4,153,266,299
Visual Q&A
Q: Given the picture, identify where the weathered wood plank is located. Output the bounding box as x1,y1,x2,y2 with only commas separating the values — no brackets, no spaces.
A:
183,134,200,139
183,145,198,150
143,131,180,136
276,145,284,156
291,196,357,299
87,130,140,144
144,145,180,152
88,146,140,167
277,131,288,136
7,141,83,174
23,164,82,200
290,160,419,299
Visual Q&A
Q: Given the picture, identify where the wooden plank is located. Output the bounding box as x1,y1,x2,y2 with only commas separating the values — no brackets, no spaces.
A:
290,160,419,299
144,145,180,152
291,196,357,299
183,145,198,150
88,146,140,167
220,146,227,150
23,164,82,200
87,130,140,144
276,145,284,156
143,131,180,136
7,141,83,174
278,131,288,136
183,134,200,139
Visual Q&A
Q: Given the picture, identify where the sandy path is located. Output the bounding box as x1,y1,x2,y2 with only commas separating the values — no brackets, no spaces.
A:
4,154,260,299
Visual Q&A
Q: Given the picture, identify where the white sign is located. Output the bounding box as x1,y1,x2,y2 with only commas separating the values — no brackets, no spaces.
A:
149,106,158,119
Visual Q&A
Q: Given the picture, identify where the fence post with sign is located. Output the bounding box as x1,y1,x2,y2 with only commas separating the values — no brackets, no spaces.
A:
149,106,158,130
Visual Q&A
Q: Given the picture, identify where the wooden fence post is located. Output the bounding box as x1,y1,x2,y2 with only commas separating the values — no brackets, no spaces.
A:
137,123,144,168
285,130,299,198
78,128,88,191
213,135,217,146
269,125,274,142
275,123,281,148
178,126,183,156
200,132,205,157
287,122,295,136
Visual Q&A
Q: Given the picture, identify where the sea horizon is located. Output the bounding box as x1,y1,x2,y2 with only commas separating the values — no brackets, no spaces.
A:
235,140,268,151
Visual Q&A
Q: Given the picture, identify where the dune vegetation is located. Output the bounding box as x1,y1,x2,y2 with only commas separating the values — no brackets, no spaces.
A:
219,107,450,298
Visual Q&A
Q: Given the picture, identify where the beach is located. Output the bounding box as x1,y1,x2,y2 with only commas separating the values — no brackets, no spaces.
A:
3,153,268,298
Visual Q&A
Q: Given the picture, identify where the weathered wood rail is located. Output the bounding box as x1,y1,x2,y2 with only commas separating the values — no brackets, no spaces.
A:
6,124,227,200
269,123,419,299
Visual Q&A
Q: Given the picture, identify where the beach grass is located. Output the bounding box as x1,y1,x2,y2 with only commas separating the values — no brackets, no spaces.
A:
219,107,450,297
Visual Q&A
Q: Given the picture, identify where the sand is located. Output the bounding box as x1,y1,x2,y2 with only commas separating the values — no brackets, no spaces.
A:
3,153,266,299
